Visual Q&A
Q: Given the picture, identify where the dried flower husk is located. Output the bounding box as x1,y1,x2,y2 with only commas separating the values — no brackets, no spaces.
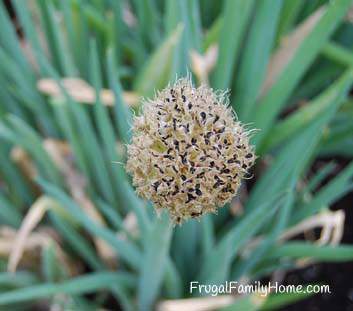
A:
126,78,255,224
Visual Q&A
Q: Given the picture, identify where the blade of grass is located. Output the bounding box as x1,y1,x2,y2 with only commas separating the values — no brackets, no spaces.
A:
0,116,62,186
38,59,116,205
221,294,266,311
246,74,351,216
0,1,30,74
266,242,353,262
106,48,133,143
0,272,135,306
253,0,352,146
293,161,353,223
211,0,255,89
49,212,104,271
37,0,76,75
172,220,199,282
275,0,305,43
0,193,22,228
0,272,38,288
260,288,315,311
198,194,285,285
138,213,172,311
38,178,142,270
0,142,33,206
233,0,283,120
134,24,184,97
304,162,337,193
260,69,353,153
231,189,294,280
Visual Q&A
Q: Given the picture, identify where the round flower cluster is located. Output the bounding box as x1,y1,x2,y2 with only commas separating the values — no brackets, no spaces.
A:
126,78,255,224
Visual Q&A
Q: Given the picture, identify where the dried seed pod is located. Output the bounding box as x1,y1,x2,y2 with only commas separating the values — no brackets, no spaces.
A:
126,78,255,224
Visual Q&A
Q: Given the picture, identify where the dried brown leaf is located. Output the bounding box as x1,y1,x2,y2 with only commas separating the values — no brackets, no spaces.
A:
190,45,218,85
2,225,81,276
260,6,325,96
37,78,138,107
7,196,57,272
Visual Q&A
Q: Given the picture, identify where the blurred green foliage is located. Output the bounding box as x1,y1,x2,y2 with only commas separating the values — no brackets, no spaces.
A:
1,0,353,310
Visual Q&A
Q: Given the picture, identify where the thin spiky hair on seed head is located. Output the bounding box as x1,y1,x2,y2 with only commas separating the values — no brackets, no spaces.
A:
126,77,255,224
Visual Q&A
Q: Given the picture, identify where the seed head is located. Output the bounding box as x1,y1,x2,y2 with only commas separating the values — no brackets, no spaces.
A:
126,78,255,224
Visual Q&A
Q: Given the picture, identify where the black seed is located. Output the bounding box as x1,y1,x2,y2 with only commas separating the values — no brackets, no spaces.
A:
182,95,186,102
195,183,200,188
242,164,248,169
210,161,215,167
190,167,196,174
205,138,210,145
222,185,232,193
213,115,220,123
191,137,197,145
224,139,228,144
186,193,196,203
200,112,206,121
188,188,194,192
196,172,205,178
206,132,213,138
184,124,190,134
172,166,178,173
152,181,160,191
245,153,253,159
180,153,187,164
199,156,206,161
181,175,187,181
191,212,202,217
173,118,177,130
218,127,225,133
164,155,174,160
189,161,195,167
195,188,202,196
188,103,192,109
166,98,170,103
227,159,235,164
222,168,230,174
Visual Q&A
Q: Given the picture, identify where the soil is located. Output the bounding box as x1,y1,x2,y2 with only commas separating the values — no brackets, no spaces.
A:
282,172,353,310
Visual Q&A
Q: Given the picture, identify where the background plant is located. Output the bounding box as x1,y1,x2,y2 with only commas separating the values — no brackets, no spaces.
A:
1,0,353,310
